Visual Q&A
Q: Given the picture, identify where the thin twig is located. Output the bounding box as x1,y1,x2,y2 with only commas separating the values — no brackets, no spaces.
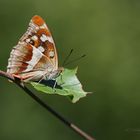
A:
0,70,95,140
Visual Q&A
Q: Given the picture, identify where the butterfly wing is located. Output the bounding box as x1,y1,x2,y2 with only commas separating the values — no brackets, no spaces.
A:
7,15,58,81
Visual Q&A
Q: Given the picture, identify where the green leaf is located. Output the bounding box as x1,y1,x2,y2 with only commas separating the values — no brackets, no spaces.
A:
31,68,89,103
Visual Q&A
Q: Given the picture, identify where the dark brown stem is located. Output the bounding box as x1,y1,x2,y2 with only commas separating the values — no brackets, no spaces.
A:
0,70,95,140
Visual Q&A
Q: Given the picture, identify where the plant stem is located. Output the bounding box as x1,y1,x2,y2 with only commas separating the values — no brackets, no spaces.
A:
0,70,95,140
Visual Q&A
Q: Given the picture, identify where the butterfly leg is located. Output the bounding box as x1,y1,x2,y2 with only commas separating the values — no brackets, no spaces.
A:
35,75,46,85
51,80,57,93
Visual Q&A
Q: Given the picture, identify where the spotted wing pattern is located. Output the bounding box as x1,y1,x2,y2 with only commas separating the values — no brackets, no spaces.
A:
7,15,58,81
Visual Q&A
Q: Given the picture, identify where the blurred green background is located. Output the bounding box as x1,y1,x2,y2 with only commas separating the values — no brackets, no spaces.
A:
0,0,140,140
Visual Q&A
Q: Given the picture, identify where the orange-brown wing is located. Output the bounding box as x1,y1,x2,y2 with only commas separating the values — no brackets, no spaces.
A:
7,15,58,75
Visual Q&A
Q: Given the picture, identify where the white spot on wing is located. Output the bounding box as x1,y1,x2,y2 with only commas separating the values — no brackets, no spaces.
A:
31,35,38,41
25,47,43,72
40,23,48,29
49,50,54,58
38,46,45,52
25,38,30,43
40,34,54,43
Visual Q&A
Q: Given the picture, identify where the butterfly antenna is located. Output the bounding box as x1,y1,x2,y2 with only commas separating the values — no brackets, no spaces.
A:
64,54,86,66
62,49,74,66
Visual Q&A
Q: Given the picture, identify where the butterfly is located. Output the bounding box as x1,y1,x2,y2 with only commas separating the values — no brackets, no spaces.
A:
7,15,63,82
